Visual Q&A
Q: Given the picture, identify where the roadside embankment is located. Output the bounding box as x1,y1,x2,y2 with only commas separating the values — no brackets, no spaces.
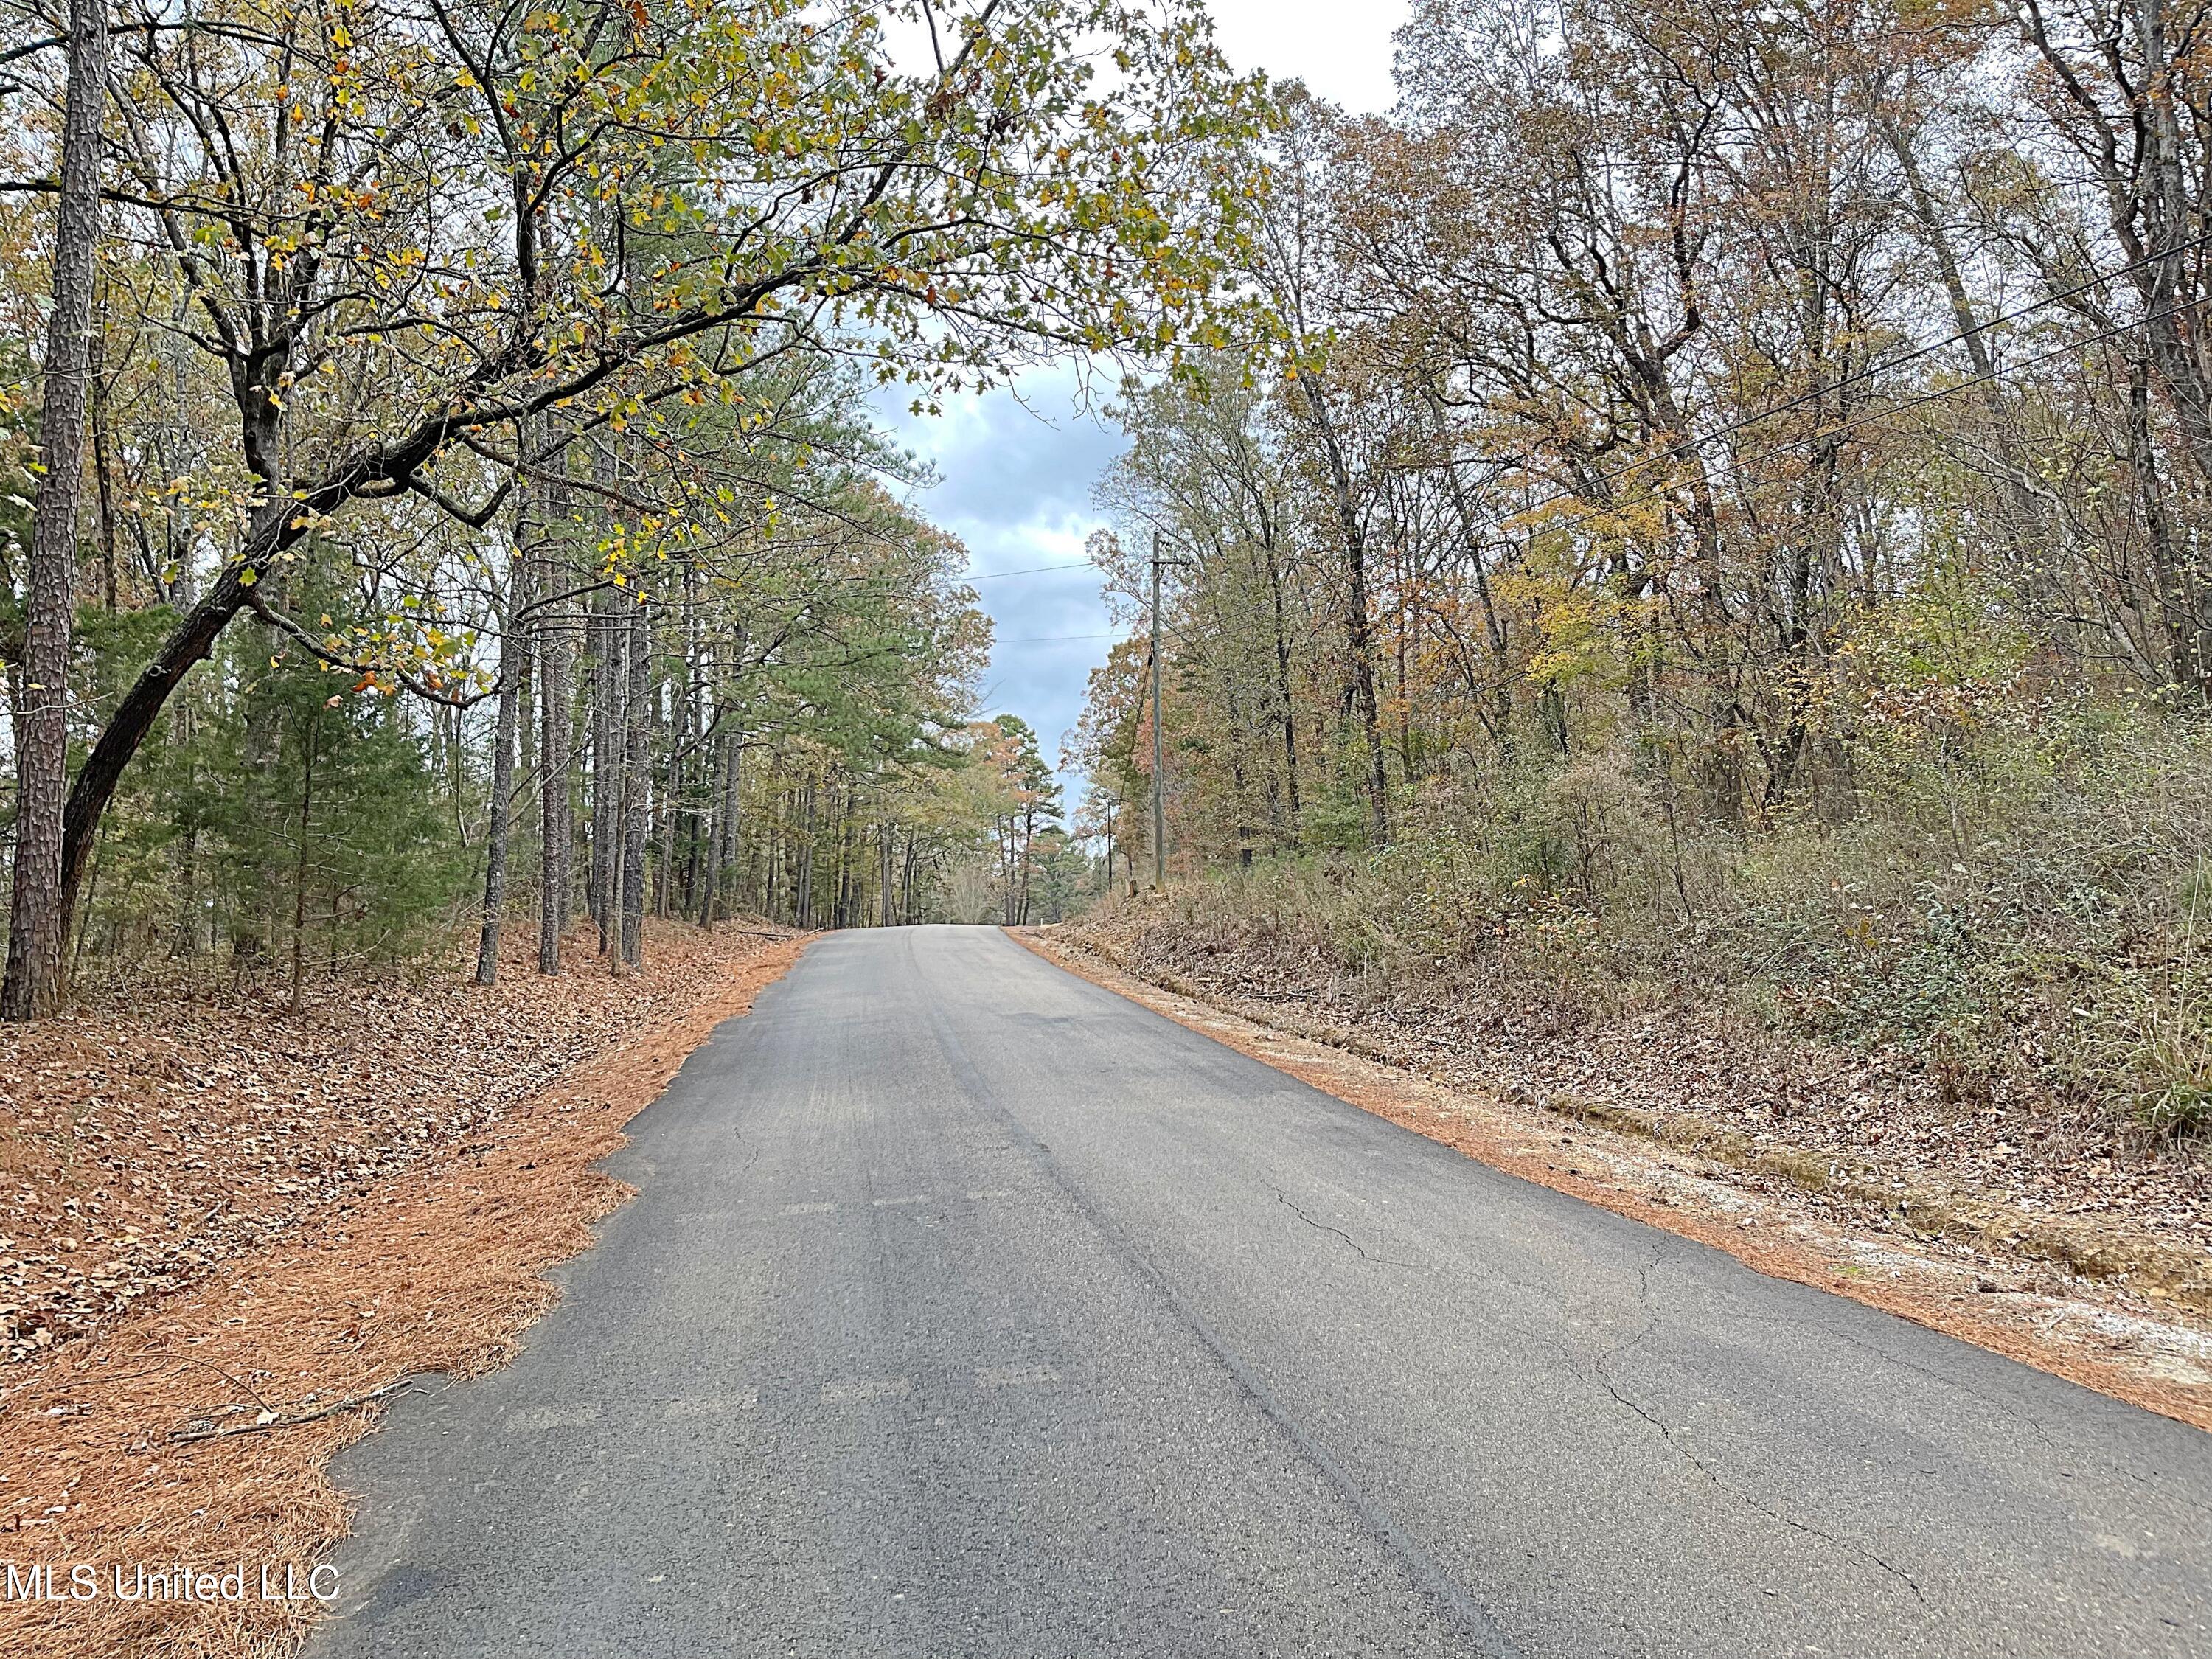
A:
1023,911,2212,1430
1055,900,2211,1310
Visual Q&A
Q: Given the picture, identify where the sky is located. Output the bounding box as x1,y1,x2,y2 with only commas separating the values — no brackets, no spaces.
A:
874,0,1408,807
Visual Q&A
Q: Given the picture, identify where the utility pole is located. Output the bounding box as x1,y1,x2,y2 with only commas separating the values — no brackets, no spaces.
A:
1150,529,1166,891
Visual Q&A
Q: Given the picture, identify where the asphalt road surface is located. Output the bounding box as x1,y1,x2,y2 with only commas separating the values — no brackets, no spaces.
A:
309,925,2212,1658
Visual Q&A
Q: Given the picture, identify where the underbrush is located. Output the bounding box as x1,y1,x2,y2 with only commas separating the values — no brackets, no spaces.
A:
1116,700,2212,1140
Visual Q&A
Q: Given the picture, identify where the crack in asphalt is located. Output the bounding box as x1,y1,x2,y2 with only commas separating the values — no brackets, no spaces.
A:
1730,1304,2160,1498
1266,1184,1422,1269
922,1001,1520,1658
1815,1321,2078,1458
1582,1244,1933,1609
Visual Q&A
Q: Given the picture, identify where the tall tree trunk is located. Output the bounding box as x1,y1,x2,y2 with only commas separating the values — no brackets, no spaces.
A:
678,562,702,915
1298,377,1390,844
698,726,728,928
2130,354,2199,689
805,783,823,929
1439,450,1517,762
654,657,677,919
1885,121,2044,546
475,552,533,984
1265,549,1302,835
722,731,743,917
90,313,116,612
169,698,199,960
535,425,574,974
229,607,291,970
878,821,894,927
618,594,650,970
3,0,108,1020
762,801,779,922
835,786,855,928
288,719,318,1012
590,585,622,954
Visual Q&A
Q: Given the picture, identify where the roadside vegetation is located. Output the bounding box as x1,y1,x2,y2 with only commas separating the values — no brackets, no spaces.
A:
1068,0,2212,1200
1088,706,2212,1152
0,1,1258,1649
0,0,1263,1039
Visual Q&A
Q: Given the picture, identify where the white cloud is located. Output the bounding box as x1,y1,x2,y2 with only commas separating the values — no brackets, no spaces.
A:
880,1,1408,114
876,367,1124,786
1206,0,1408,114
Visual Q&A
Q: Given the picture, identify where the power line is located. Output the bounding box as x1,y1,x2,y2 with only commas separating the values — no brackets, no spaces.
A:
986,310,2161,661
967,249,2200,669
1116,307,2179,675
945,559,1099,582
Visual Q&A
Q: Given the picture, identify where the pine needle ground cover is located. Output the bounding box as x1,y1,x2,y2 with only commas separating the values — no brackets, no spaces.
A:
0,922,803,1659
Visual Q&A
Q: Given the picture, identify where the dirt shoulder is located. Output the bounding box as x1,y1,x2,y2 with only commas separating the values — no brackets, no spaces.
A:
0,925,805,1659
1052,905,2212,1293
0,920,798,1364
1016,925,2212,1435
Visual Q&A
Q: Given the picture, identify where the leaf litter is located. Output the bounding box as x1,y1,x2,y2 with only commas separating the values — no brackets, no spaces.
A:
0,920,805,1659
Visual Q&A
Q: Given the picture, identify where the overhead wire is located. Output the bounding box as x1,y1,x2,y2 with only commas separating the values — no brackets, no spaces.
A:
1067,305,2181,670
947,246,2205,662
951,559,1098,582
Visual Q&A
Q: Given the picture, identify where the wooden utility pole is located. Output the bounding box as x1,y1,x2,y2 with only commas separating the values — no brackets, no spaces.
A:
1150,529,1166,892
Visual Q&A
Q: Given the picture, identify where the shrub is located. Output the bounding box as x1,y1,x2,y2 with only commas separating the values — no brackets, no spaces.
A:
1132,698,2212,1138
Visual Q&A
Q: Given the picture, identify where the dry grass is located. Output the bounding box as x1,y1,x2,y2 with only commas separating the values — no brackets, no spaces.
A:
0,928,806,1659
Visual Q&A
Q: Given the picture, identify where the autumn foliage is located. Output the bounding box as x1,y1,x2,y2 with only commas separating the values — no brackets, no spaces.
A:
1073,0,2212,1146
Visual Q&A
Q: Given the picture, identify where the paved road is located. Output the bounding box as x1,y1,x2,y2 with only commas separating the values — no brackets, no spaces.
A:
310,926,2212,1658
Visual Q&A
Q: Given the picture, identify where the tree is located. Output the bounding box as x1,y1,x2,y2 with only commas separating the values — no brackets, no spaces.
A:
1071,0,2212,878
1,0,1267,1012
1,0,105,1018
1258,90,1392,841
974,714,1060,923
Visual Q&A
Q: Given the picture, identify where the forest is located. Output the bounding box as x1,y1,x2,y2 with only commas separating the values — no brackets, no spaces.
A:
0,0,1251,1020
6,6,2212,1655
0,0,2205,1135
1071,0,2212,1145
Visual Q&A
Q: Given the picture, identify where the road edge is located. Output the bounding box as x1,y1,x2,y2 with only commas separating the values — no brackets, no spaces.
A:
1,933,811,1659
1009,925,2212,1435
